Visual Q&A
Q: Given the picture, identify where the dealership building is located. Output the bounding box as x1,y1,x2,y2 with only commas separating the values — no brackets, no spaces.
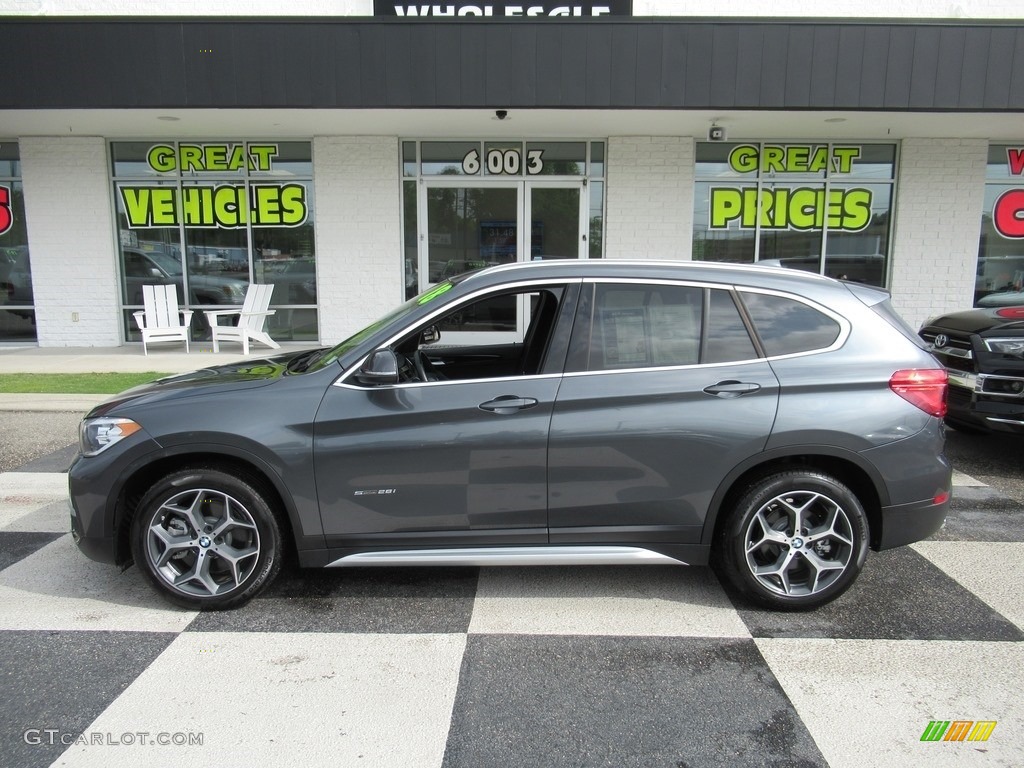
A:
1,1,1023,348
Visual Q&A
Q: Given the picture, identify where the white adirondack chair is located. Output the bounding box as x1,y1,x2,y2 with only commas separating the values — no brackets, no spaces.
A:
204,283,280,354
133,284,193,355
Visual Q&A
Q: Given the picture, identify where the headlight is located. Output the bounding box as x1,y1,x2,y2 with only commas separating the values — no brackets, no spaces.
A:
79,417,142,456
983,338,1024,358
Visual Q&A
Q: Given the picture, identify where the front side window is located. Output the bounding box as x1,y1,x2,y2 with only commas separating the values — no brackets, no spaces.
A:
693,142,896,287
976,144,1024,307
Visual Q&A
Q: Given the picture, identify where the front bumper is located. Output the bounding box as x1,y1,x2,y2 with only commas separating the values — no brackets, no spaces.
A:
946,370,1024,433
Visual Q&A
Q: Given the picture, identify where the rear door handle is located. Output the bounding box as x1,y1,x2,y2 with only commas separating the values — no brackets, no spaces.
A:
479,396,539,415
703,380,761,398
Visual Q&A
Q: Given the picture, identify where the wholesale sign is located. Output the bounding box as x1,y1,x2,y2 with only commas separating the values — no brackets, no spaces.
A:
994,148,1024,239
118,143,308,230
374,2,631,16
708,144,873,233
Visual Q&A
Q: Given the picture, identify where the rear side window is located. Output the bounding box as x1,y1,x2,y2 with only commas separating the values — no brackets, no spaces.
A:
740,291,841,357
566,283,760,372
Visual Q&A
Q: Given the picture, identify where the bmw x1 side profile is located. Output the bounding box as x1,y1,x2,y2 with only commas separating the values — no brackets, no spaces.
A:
69,260,951,611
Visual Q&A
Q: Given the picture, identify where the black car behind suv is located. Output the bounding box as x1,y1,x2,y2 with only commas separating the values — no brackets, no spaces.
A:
920,306,1024,433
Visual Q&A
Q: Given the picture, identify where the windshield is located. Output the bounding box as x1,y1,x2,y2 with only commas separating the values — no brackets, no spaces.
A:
311,280,456,370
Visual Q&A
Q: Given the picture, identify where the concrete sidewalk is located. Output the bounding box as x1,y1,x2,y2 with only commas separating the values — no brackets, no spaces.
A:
0,342,314,412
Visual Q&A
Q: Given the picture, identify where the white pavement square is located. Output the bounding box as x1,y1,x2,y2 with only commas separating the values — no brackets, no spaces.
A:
757,638,1024,768
55,632,466,768
469,565,751,637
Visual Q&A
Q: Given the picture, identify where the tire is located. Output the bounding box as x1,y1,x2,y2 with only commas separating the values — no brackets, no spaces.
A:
130,468,284,610
714,469,869,611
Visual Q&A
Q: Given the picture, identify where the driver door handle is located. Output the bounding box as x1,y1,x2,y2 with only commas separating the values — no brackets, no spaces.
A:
479,396,539,415
702,380,761,398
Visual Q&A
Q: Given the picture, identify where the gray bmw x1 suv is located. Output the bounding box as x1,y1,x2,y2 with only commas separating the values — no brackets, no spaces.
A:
70,260,951,611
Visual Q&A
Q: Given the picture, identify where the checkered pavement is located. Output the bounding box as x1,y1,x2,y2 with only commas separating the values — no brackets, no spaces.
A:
1,461,1022,768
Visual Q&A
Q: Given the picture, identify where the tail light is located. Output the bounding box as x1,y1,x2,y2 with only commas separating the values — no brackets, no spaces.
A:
889,369,948,418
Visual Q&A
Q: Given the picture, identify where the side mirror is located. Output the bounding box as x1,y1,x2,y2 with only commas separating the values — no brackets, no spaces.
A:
355,349,399,385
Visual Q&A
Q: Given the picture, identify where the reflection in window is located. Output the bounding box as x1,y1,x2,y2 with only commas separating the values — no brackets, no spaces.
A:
740,292,840,356
586,284,704,371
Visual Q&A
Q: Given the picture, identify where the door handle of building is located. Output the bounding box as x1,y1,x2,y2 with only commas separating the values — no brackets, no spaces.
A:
479,396,539,414
702,380,761,398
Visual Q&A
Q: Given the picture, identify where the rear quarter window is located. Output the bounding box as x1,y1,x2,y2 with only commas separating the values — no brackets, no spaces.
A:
740,291,841,357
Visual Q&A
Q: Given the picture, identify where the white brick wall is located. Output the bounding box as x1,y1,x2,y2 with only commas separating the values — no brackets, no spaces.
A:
605,136,694,261
889,139,987,329
19,137,121,347
313,136,402,344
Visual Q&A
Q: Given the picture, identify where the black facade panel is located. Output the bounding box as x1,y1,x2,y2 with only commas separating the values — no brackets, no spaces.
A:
1010,28,1024,108
434,26,463,105
784,26,815,108
859,26,890,108
608,25,639,105
909,27,941,108
1,19,1023,112
683,27,713,107
810,26,842,108
535,27,563,105
884,27,916,108
735,26,765,107
834,26,865,107
509,27,538,106
934,28,966,109
758,26,790,109
660,26,687,106
586,26,613,106
708,25,740,108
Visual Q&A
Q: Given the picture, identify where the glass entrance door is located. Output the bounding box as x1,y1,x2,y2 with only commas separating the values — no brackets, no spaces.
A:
419,179,584,343
525,181,585,261
422,183,520,289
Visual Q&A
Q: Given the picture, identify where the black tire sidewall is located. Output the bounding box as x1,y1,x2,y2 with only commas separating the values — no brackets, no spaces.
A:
717,470,869,611
130,468,283,610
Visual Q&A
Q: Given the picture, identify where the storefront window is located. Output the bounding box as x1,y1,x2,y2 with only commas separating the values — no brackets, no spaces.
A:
0,142,36,342
693,142,896,286
111,140,317,342
976,145,1024,306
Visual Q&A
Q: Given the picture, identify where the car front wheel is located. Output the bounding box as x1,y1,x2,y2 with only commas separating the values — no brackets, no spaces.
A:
130,468,284,610
715,470,869,611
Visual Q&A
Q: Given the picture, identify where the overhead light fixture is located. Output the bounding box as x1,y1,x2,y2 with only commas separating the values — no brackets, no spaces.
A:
824,117,847,123
157,115,180,122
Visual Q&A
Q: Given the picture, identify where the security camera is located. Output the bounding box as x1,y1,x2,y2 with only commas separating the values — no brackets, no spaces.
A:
495,109,508,120
708,125,726,142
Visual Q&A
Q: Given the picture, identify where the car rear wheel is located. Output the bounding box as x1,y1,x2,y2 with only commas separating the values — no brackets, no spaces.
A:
130,468,283,610
715,470,869,610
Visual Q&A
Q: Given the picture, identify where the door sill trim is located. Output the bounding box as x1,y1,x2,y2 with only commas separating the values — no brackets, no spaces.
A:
326,545,688,568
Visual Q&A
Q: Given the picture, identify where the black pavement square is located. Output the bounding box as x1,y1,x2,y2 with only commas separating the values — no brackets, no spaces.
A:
0,630,177,768
186,564,480,633
732,546,1024,641
442,635,827,768
0,532,65,573
935,488,1024,541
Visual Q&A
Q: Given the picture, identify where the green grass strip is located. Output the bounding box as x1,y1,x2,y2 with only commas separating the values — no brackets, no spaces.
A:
0,372,172,394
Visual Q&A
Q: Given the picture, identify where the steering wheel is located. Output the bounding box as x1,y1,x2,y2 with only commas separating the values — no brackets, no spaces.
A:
413,349,441,382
